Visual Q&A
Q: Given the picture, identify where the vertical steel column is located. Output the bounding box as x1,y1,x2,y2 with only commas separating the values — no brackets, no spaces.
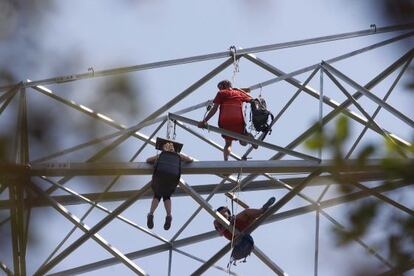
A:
18,87,29,276
318,67,324,159
9,179,20,275
0,84,20,273
314,205,320,276
10,86,29,275
168,249,173,276
313,66,323,276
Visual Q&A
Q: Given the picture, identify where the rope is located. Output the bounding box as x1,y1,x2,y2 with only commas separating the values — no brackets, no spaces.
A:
203,101,213,121
173,120,177,140
166,118,177,140
227,167,243,272
166,118,172,140
229,46,239,86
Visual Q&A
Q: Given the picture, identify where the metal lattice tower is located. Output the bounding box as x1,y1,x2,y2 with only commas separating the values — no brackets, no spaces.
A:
0,23,414,275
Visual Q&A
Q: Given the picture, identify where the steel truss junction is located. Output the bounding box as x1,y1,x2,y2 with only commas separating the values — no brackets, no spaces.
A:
0,23,414,275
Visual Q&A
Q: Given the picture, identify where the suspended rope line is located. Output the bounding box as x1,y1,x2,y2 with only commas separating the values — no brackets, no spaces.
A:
166,117,177,140
259,84,262,98
229,46,240,86
227,166,243,272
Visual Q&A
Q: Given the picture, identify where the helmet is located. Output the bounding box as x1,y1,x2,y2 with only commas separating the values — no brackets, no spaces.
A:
217,80,232,90
214,207,232,234
216,206,230,216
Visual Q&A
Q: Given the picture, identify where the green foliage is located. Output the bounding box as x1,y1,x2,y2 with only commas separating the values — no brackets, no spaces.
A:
305,113,414,270
356,144,376,167
335,116,349,143
333,201,379,245
305,127,326,150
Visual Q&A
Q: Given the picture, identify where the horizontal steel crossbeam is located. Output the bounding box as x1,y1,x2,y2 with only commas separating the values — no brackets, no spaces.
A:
169,113,320,162
1,23,412,91
0,171,389,209
13,159,401,176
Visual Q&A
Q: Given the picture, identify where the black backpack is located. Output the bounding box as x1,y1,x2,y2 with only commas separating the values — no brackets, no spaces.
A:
152,151,181,197
230,234,254,265
250,97,274,134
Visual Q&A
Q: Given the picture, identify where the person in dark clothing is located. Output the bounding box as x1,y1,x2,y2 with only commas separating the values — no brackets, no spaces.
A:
146,141,193,230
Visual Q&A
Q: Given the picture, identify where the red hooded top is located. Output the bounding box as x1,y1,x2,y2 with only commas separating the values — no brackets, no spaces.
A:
213,89,252,141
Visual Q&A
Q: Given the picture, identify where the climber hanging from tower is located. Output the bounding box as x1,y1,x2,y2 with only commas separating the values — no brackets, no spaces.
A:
146,137,193,230
197,79,258,161
198,46,258,161
213,197,276,264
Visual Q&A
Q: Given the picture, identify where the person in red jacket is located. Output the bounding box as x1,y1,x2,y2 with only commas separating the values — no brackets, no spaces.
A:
213,197,276,240
198,80,257,161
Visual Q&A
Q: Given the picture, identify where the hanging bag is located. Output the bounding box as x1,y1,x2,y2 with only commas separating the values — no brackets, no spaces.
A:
230,234,255,264
250,97,274,134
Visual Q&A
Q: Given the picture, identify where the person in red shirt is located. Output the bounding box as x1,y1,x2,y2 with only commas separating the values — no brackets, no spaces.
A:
198,80,257,161
213,197,275,240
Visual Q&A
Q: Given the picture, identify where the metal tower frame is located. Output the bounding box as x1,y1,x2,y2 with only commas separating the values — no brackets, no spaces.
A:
0,23,414,275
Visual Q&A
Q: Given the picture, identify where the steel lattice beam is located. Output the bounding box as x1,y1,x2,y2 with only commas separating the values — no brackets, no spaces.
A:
0,159,402,177
0,171,388,209
46,179,411,275
28,159,414,176
0,23,413,275
1,23,413,91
